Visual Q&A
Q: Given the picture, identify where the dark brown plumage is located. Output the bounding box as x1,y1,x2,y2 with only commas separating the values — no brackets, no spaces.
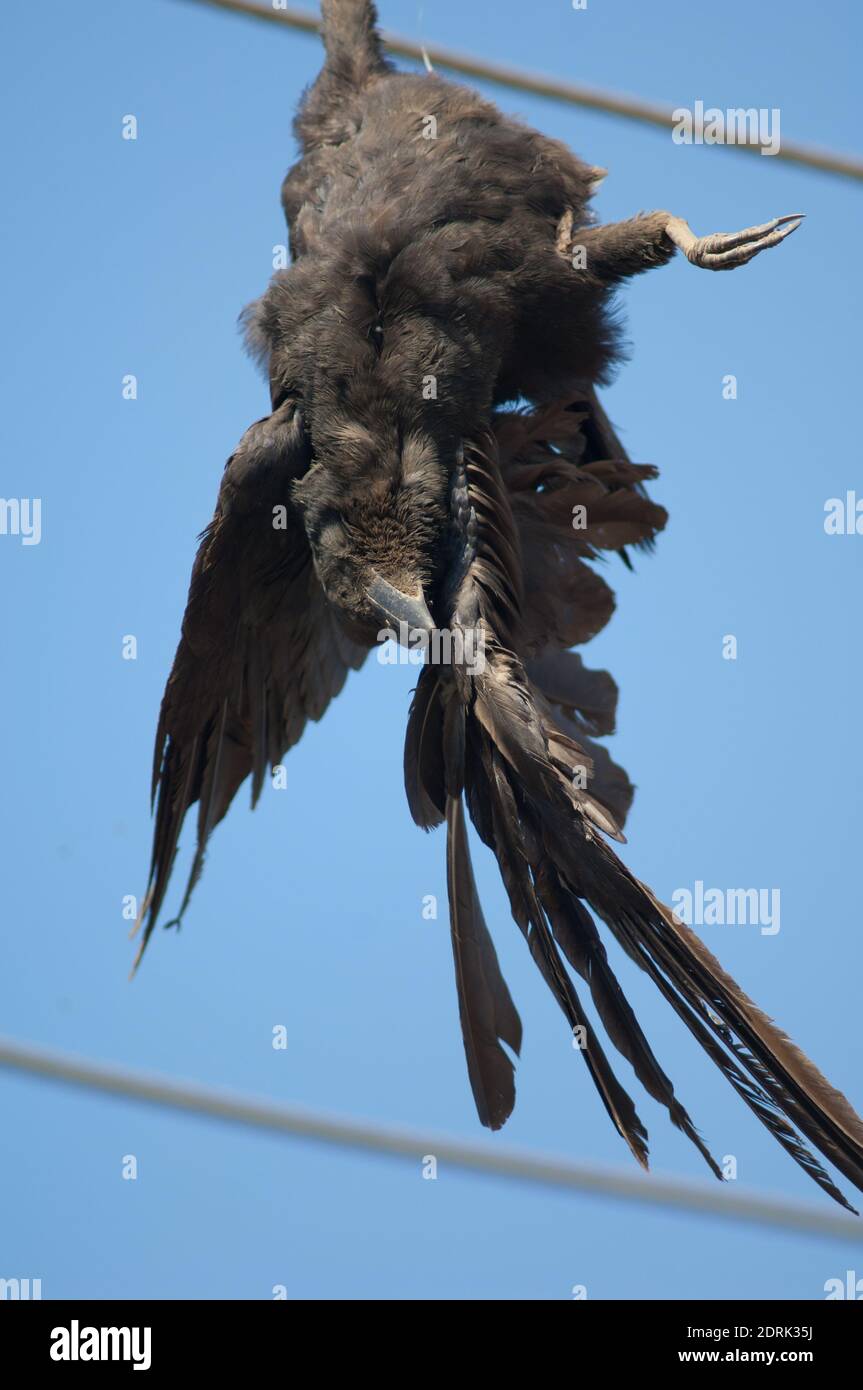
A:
137,2,863,1210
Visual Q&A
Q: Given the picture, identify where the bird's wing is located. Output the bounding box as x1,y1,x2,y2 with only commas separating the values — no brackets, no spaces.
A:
496,385,667,657
494,387,666,830
407,424,863,1209
135,402,366,968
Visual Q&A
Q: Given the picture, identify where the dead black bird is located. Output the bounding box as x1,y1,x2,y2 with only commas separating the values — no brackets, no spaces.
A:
137,1,863,1210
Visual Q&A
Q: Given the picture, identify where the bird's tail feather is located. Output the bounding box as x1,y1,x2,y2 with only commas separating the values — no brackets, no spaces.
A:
404,425,863,1209
469,639,863,1208
444,795,521,1130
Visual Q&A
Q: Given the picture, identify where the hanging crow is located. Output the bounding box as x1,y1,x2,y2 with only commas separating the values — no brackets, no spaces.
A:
136,1,863,1209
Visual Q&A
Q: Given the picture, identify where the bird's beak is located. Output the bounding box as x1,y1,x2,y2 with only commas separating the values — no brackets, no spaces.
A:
366,572,435,644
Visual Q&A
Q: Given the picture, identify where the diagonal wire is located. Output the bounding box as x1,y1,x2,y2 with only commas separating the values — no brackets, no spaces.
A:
172,0,863,183
1,1035,861,1242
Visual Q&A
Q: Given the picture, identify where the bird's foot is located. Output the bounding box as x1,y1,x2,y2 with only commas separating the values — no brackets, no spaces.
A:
665,213,804,270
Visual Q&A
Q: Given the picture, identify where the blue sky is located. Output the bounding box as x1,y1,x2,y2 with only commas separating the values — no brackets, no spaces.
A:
1,0,862,1299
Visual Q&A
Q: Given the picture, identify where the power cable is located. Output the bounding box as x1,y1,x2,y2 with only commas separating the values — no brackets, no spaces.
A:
2,1035,861,1243
173,0,863,183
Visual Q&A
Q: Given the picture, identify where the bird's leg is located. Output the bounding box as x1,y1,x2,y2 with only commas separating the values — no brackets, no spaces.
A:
293,1,391,154
562,209,803,282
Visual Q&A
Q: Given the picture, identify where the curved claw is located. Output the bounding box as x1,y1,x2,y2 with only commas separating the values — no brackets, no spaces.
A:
667,213,804,271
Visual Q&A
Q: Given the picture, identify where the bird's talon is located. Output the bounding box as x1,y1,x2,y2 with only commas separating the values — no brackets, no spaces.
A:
670,212,804,271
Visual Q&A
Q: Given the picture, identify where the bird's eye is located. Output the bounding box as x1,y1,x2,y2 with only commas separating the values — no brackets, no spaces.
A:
318,518,348,553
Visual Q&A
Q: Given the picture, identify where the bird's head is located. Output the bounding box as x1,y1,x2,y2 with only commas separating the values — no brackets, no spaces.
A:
292,418,450,647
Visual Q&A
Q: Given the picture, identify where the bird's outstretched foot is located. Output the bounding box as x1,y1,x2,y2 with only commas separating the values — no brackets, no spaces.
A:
665,213,804,270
